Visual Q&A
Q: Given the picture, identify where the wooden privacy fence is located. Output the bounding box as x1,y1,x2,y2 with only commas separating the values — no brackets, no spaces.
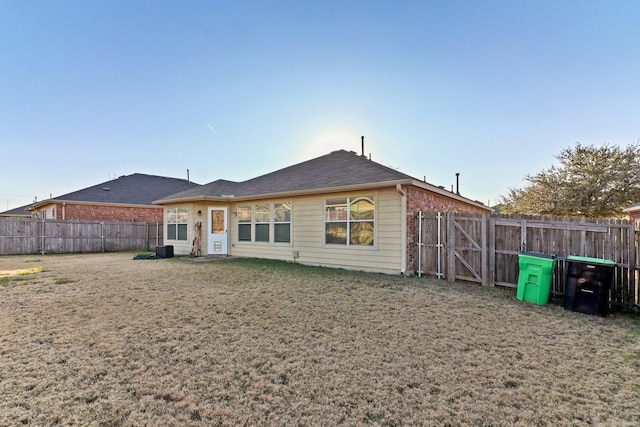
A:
0,218,163,255
415,212,638,308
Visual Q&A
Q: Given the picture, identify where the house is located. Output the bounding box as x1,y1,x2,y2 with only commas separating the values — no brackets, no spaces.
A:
154,150,492,274
623,202,640,226
26,173,200,222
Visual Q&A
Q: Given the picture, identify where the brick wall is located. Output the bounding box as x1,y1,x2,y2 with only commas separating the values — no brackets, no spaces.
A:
52,203,163,222
405,185,489,274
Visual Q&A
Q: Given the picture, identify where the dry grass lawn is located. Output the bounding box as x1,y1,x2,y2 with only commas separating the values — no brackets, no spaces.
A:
0,253,639,426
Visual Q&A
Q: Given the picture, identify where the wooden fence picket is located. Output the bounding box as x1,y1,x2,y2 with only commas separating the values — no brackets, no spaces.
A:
415,212,638,308
0,218,163,255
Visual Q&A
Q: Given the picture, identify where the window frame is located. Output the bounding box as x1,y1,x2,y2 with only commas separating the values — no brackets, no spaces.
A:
324,195,375,247
235,201,292,244
237,205,252,242
254,204,270,242
167,206,189,241
273,202,291,243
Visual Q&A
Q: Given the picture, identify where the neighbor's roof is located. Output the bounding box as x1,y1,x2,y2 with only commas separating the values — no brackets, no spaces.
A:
29,173,201,209
0,204,33,217
155,150,491,211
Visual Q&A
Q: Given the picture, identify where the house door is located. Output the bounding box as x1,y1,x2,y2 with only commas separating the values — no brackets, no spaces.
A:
208,207,228,255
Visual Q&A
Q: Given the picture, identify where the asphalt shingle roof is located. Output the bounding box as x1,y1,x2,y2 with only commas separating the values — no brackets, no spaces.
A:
41,173,200,206
157,150,414,201
0,204,32,217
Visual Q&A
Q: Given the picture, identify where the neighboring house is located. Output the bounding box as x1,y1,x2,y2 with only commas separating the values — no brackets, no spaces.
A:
26,174,200,222
623,202,640,226
154,150,492,274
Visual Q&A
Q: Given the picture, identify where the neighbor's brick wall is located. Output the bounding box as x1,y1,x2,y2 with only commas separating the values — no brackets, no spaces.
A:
405,186,489,274
627,211,640,226
53,203,163,222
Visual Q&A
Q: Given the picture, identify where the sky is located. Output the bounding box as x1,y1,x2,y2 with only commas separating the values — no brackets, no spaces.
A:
1,0,639,211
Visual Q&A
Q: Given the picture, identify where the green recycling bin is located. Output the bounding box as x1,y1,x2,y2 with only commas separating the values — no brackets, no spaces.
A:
517,252,557,305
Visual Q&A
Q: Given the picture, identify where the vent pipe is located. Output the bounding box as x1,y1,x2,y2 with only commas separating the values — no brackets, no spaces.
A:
187,169,190,184
361,136,365,156
455,172,460,195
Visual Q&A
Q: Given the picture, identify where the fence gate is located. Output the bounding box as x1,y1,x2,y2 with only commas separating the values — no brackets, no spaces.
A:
414,212,638,307
415,212,490,285
445,213,490,286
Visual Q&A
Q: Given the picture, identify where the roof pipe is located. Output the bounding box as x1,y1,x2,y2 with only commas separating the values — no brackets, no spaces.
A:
396,183,407,275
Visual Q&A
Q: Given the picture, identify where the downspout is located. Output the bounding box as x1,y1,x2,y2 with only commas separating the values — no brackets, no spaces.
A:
396,184,407,275
62,202,66,220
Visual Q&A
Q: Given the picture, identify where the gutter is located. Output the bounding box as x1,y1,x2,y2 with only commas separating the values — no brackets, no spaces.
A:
153,179,414,205
154,178,492,213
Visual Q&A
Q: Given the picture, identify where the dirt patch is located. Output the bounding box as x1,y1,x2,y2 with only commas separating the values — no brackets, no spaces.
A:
0,253,639,426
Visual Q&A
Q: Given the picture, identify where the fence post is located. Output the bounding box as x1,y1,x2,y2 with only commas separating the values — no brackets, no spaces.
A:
520,218,527,252
481,214,490,287
40,217,45,255
437,212,444,279
447,212,456,283
629,222,637,306
488,215,496,287
416,211,423,277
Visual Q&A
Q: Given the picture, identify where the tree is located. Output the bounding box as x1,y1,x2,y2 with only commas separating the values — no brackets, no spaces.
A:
499,143,640,217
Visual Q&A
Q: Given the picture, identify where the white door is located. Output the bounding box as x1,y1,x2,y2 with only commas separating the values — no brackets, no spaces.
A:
208,207,228,255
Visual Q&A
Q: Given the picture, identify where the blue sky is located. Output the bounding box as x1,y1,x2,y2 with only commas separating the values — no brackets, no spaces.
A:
1,0,638,211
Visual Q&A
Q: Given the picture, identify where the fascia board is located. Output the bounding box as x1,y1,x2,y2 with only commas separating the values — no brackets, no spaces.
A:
155,179,492,212
153,180,413,205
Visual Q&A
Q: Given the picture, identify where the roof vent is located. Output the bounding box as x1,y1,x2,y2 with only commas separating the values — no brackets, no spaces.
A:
103,187,111,191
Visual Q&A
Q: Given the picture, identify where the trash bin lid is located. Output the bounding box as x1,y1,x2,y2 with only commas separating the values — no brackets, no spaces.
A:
519,251,557,259
566,255,617,265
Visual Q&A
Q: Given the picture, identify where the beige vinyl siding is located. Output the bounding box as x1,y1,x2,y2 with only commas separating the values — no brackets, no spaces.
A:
291,188,404,274
193,202,218,256
164,202,195,255
165,202,217,256
169,188,404,273
229,198,294,261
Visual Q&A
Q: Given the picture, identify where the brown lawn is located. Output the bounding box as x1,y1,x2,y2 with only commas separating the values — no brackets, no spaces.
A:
0,253,639,426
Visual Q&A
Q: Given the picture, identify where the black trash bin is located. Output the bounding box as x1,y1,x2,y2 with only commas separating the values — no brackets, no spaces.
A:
565,256,616,316
155,245,174,258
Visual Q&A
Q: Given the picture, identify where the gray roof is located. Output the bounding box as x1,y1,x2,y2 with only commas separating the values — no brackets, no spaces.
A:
156,150,416,202
0,204,33,217
154,150,492,211
31,173,200,208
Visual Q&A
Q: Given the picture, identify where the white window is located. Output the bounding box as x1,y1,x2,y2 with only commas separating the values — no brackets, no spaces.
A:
255,204,270,242
237,206,252,241
236,202,291,244
274,202,291,243
325,196,374,246
167,206,188,241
